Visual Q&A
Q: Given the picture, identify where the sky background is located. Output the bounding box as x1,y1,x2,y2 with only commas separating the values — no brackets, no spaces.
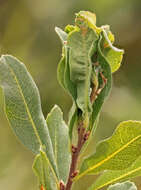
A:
0,0,141,189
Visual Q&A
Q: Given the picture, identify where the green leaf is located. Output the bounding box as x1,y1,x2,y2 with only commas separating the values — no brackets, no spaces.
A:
107,181,137,190
65,25,76,34
67,27,98,116
55,27,67,44
33,150,59,190
64,46,77,100
101,29,124,73
76,11,102,34
88,156,141,190
57,56,66,90
88,34,112,132
0,55,57,175
57,45,77,101
75,121,141,181
68,102,78,140
46,105,71,183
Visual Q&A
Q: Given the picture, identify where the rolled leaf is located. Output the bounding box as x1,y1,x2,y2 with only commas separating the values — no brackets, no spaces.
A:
57,56,66,89
67,27,98,116
68,102,78,140
101,29,124,73
64,46,77,100
56,11,124,141
75,121,141,180
76,11,101,34
88,34,112,132
56,30,77,101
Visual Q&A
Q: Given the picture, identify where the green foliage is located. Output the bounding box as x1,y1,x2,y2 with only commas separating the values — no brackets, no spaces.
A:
0,55,57,176
88,156,141,190
56,10,123,141
107,181,137,190
0,11,140,190
78,121,141,178
46,105,71,184
33,105,71,189
67,27,97,116
33,150,59,190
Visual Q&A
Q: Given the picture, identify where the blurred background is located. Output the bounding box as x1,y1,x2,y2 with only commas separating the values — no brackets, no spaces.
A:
0,0,141,189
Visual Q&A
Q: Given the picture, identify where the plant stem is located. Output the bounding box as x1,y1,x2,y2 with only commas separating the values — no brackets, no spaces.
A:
65,72,105,190
65,121,86,190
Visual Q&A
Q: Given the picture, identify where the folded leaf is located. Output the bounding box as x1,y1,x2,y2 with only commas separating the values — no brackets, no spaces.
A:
67,26,98,116
57,56,66,89
64,46,77,100
101,29,124,73
46,105,71,183
88,156,141,190
56,30,77,101
68,102,78,140
76,11,102,34
107,181,137,190
88,34,112,132
0,55,57,175
33,150,59,190
65,25,76,34
75,121,141,180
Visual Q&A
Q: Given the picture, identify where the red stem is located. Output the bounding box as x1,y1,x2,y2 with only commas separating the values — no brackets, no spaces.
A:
65,122,86,190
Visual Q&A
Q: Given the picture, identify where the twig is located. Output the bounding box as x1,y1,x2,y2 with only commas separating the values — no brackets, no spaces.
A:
65,121,87,190
65,72,107,190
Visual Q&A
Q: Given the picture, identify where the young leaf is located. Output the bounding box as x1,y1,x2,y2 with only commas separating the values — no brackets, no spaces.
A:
67,26,98,116
101,29,124,73
76,11,102,34
0,55,57,175
88,156,141,190
68,102,78,140
64,46,77,100
56,35,77,101
46,105,71,184
88,34,112,132
75,121,141,180
55,27,68,44
57,56,66,90
107,181,137,190
33,150,59,190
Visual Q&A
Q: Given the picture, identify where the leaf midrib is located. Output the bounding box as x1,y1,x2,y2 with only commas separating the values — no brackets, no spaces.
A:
6,63,59,183
94,165,141,190
41,152,59,190
75,133,141,181
83,33,91,115
7,63,43,146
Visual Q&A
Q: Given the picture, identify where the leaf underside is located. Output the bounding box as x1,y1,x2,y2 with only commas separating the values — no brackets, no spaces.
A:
0,55,57,175
33,150,59,190
107,181,137,190
46,105,71,183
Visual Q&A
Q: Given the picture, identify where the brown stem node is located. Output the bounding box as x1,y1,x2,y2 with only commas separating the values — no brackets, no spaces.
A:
71,145,77,154
70,170,79,178
60,181,65,190
83,131,90,141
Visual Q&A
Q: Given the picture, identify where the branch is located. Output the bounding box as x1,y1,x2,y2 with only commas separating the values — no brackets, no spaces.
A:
65,120,89,190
